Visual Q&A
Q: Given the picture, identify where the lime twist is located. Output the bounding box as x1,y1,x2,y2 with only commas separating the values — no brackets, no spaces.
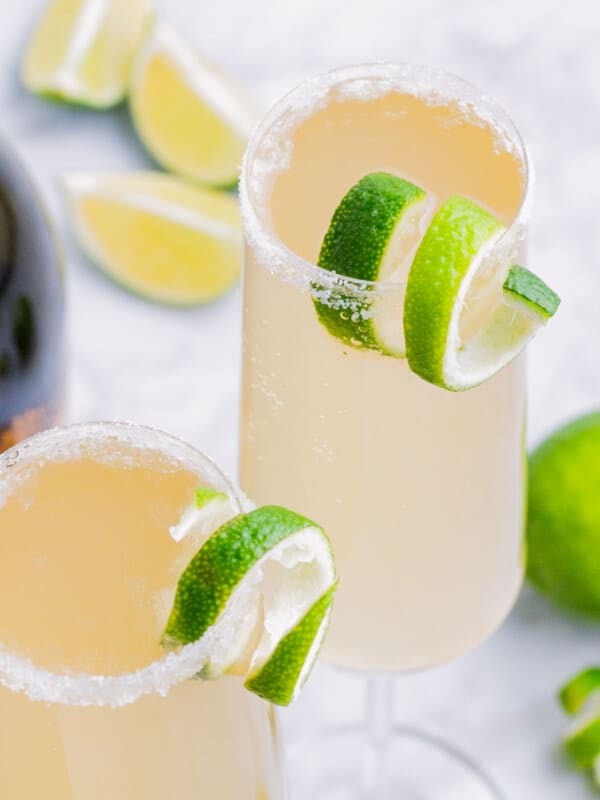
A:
404,194,559,390
314,172,560,391
164,499,337,707
314,172,431,357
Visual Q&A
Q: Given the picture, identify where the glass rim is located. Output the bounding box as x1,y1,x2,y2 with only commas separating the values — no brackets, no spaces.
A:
0,420,246,707
239,61,533,296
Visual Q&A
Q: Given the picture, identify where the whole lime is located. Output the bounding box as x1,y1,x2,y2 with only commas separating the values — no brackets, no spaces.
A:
527,412,600,615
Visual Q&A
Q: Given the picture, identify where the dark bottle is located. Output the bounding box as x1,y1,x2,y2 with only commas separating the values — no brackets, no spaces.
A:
0,143,64,452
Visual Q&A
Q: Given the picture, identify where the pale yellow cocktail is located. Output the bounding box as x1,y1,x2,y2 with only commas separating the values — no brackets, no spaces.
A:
0,423,284,799
240,65,530,672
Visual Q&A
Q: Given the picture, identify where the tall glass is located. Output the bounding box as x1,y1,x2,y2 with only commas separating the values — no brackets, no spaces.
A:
0,423,284,799
239,64,530,796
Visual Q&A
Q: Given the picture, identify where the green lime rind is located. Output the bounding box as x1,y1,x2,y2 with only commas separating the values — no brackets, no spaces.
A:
194,486,227,508
404,194,560,391
313,172,426,356
23,88,123,110
245,581,338,706
318,173,425,282
560,669,600,715
163,505,330,645
565,715,600,768
403,194,502,387
163,503,337,705
168,485,234,544
527,413,600,616
503,265,561,319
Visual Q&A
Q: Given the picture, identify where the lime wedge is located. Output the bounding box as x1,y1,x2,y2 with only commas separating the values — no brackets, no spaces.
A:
314,172,431,357
559,668,600,771
164,506,337,706
564,698,600,768
129,22,257,187
22,0,152,108
561,669,600,715
404,194,560,390
63,171,241,305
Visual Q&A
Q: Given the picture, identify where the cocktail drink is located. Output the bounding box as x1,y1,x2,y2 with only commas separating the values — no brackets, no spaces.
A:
0,423,285,799
239,64,559,797
239,64,530,673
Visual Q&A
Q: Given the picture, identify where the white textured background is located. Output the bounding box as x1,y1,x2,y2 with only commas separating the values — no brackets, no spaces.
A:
3,0,600,797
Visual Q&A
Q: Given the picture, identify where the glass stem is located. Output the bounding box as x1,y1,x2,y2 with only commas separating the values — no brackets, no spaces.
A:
360,676,394,798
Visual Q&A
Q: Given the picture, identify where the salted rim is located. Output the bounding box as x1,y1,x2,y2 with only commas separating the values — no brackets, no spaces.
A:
0,421,247,708
239,62,533,299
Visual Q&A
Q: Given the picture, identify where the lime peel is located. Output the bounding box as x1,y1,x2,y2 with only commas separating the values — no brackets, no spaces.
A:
163,505,337,706
169,487,234,544
245,581,338,706
312,177,559,386
503,264,560,319
404,194,560,391
313,172,432,358
195,487,227,507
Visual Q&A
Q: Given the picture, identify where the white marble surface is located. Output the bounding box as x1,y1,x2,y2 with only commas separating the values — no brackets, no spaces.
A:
2,0,600,796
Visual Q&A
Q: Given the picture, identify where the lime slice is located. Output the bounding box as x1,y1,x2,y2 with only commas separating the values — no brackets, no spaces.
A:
129,22,257,187
22,0,152,108
561,669,600,715
404,194,560,390
164,505,337,706
64,171,241,305
313,172,432,357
